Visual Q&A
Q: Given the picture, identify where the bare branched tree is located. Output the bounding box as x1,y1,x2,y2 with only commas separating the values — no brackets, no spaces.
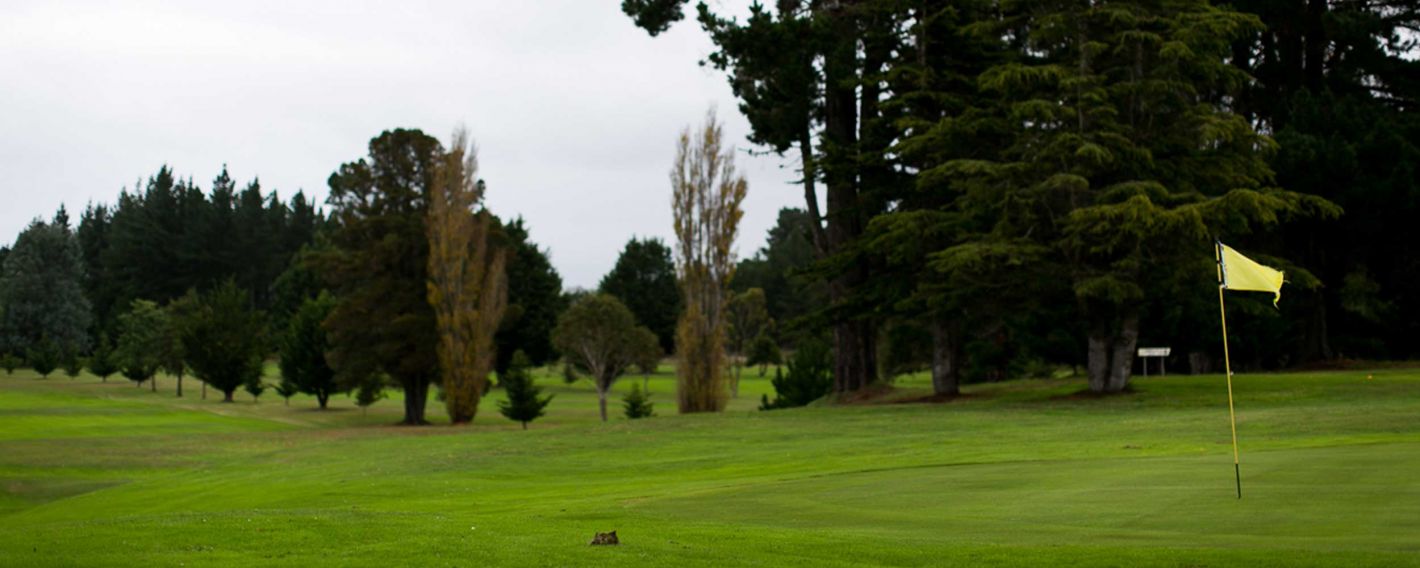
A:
671,109,747,413
427,128,508,424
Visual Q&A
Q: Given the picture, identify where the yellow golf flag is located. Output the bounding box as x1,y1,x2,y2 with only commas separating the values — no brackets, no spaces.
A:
1217,242,1285,305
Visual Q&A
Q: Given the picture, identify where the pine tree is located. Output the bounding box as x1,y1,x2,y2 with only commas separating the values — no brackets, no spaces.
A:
88,333,119,383
278,292,342,409
175,281,267,402
244,377,267,403
497,351,552,429
494,217,565,372
26,338,60,378
599,237,680,353
116,300,166,389
62,350,84,379
319,129,443,425
622,383,654,419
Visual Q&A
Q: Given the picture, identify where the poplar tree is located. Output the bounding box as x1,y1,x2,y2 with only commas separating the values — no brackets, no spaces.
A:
426,129,508,424
670,110,746,413
627,1,892,394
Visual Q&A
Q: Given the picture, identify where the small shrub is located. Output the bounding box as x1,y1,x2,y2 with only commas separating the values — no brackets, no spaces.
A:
244,378,267,403
1019,358,1055,380
760,339,832,410
562,359,581,384
0,353,21,375
623,383,654,419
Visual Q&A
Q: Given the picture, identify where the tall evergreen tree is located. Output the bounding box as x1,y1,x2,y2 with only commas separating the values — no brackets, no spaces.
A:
936,0,1337,392
494,217,565,372
599,237,680,353
732,208,825,338
278,292,342,409
318,129,443,425
115,300,166,389
175,281,267,402
0,214,92,356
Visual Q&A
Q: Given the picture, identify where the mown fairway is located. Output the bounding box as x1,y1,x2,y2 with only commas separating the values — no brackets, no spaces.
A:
0,366,1416,567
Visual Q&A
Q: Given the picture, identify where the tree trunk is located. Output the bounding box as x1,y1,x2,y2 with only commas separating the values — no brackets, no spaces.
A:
400,380,431,425
1087,312,1139,393
930,320,961,397
318,392,329,409
598,388,608,422
821,3,876,395
176,374,183,398
832,319,877,393
151,377,156,392
1106,314,1139,392
521,421,528,430
1087,331,1112,393
223,390,234,402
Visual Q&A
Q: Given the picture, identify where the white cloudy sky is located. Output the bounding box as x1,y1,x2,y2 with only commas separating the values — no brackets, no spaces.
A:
0,0,802,289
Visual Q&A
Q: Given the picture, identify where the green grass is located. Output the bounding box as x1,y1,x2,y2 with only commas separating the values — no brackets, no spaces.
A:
0,364,1416,566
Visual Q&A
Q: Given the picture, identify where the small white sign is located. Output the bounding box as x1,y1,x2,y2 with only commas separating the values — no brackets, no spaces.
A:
1137,347,1171,357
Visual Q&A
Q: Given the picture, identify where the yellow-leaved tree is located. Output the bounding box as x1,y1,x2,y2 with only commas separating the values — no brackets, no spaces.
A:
426,128,508,424
671,110,746,413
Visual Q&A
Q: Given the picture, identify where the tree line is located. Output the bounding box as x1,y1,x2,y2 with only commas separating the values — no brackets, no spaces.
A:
623,0,1420,397
4,0,1416,416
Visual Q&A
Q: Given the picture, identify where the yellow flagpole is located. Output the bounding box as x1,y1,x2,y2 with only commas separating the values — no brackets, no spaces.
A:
1216,242,1242,499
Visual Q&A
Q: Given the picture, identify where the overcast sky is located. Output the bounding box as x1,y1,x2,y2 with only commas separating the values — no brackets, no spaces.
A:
0,0,802,289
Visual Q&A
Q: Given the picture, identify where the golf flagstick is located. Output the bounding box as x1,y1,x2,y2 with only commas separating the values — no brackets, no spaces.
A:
1215,242,1242,499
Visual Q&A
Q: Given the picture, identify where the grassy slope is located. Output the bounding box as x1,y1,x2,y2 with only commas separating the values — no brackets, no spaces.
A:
0,365,1416,566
